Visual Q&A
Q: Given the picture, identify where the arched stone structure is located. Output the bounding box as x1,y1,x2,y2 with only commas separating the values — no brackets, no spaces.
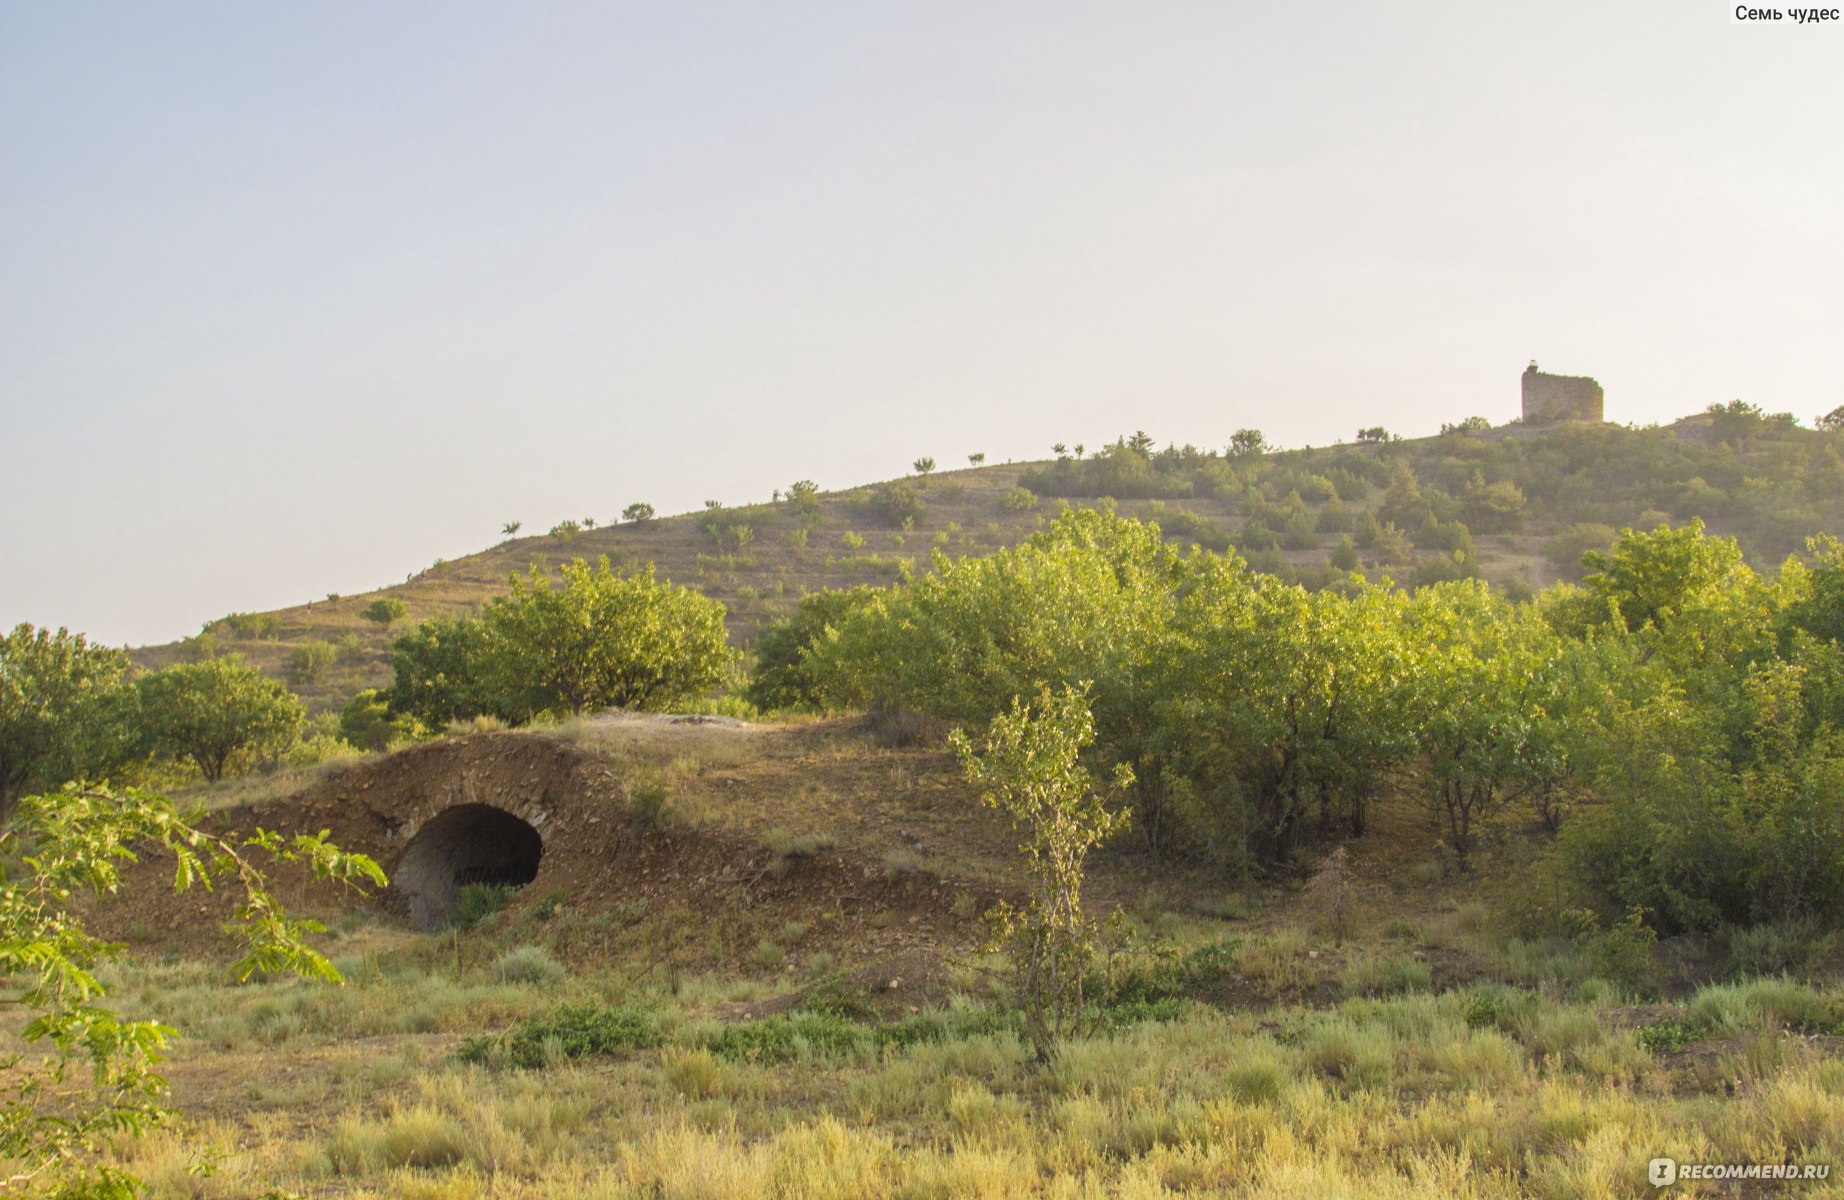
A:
394,803,545,929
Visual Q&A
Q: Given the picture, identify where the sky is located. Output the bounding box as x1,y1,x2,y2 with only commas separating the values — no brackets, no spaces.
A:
3,1,1840,647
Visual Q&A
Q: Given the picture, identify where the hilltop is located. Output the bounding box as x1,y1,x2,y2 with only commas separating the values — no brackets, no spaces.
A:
133,406,1844,713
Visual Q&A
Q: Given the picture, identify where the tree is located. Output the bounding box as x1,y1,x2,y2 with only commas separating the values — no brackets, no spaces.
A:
1407,583,1571,862
502,521,522,537
549,519,582,543
1707,399,1766,446
1356,426,1392,443
1818,405,1844,433
968,452,985,466
912,457,936,481
1228,429,1267,458
134,658,305,782
0,625,136,823
479,557,732,717
1,784,384,1197
785,480,821,518
338,688,422,752
950,686,1131,1064
743,588,879,712
1581,519,1748,633
361,598,407,629
387,617,505,728
622,503,656,523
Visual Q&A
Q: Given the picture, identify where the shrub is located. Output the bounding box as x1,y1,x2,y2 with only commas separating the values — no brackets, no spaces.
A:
457,882,518,929
456,1003,662,1069
362,598,407,629
999,486,1038,512
493,944,567,984
628,778,671,833
862,480,927,528
284,640,338,684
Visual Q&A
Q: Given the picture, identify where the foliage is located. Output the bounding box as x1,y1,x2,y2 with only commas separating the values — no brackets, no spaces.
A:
622,502,656,523
337,688,422,752
0,784,383,1198
386,617,507,728
133,657,305,782
998,485,1038,512
860,480,927,528
912,457,936,478
212,612,280,640
456,882,518,929
475,557,732,718
950,685,1132,1063
284,639,338,684
361,598,407,629
784,480,820,517
1580,518,1747,632
455,1003,661,1070
502,521,522,536
388,560,729,724
741,587,879,712
0,625,136,822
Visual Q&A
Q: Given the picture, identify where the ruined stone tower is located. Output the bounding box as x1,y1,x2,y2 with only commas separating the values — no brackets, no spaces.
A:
1521,362,1603,423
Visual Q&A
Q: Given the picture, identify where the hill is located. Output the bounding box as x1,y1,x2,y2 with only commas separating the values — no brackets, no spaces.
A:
132,407,1844,713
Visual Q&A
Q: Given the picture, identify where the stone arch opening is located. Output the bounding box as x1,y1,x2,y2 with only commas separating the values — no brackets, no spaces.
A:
394,803,544,930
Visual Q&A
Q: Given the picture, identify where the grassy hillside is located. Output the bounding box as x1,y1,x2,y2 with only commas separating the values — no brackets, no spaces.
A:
133,409,1844,713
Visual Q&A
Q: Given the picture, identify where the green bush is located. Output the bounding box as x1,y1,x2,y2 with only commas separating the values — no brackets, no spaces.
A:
493,944,567,984
999,486,1038,512
456,882,518,929
456,1003,662,1069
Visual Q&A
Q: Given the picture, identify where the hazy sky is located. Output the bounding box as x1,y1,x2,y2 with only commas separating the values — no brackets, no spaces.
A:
3,2,1840,646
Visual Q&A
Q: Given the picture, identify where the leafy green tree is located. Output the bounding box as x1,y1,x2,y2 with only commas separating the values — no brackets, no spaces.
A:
502,521,522,536
1,784,384,1198
1158,569,1419,864
912,457,936,479
742,587,879,712
479,557,731,717
1406,582,1571,861
338,688,424,752
387,617,505,728
1581,518,1748,633
134,658,305,782
967,452,985,466
0,625,137,823
1707,399,1766,446
1229,429,1267,458
361,597,406,629
549,519,582,543
950,686,1131,1063
621,502,655,523
1818,405,1844,433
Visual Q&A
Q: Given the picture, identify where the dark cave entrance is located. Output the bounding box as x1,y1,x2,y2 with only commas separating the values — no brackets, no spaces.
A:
394,803,543,930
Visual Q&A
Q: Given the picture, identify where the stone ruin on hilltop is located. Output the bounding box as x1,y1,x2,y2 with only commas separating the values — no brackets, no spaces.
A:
1521,361,1604,423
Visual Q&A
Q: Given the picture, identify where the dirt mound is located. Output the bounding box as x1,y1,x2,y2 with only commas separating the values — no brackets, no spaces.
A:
96,731,990,969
